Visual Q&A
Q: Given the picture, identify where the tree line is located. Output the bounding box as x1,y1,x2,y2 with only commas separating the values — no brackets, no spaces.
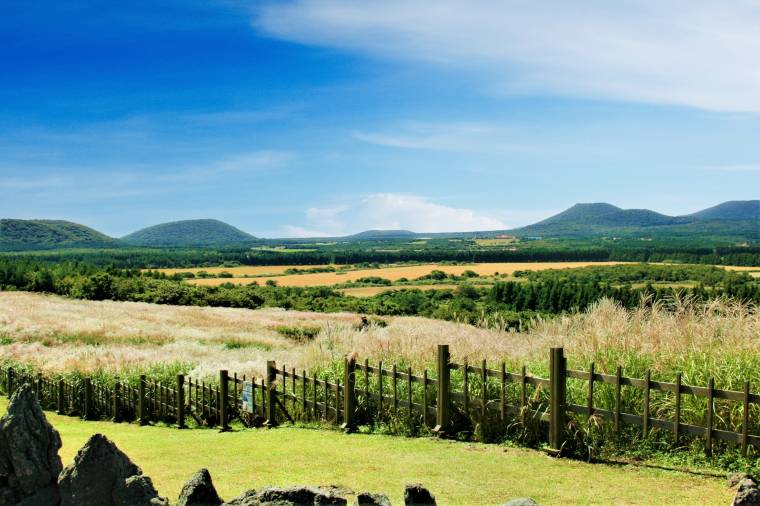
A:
2,259,758,330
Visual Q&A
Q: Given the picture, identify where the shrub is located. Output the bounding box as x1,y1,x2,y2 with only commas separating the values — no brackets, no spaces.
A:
273,325,321,341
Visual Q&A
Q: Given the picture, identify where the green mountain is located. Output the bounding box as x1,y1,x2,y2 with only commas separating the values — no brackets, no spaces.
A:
531,203,623,226
0,219,115,251
121,219,256,247
347,229,417,240
513,201,758,239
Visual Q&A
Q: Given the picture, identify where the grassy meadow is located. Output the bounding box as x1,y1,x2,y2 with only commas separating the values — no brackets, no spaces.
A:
2,290,758,390
0,396,734,505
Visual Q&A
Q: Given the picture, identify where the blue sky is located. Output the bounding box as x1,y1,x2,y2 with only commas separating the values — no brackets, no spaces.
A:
1,1,758,237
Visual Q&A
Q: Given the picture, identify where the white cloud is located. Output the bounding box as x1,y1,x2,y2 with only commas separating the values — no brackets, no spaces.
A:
281,193,507,236
255,1,760,112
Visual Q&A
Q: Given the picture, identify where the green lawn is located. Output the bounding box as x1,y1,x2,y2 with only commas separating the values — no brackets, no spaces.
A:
1,398,733,505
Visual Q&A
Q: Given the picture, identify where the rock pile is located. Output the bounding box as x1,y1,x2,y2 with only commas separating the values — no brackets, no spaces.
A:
177,468,223,506
58,433,168,505
732,474,760,506
0,384,63,505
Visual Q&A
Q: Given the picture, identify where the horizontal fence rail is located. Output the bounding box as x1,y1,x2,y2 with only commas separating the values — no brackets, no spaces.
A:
2,345,759,458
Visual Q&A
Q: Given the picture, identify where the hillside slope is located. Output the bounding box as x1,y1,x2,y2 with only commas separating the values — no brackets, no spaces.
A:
121,219,255,247
685,200,759,221
0,219,115,251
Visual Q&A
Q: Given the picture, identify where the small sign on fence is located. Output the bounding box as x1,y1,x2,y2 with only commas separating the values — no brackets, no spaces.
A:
242,381,254,413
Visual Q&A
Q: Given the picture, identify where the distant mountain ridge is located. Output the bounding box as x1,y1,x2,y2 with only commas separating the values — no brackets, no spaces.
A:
121,219,256,247
0,200,756,250
513,200,759,238
347,229,417,240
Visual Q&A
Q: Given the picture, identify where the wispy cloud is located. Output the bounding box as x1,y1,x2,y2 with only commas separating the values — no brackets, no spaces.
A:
0,176,68,190
0,151,295,200
255,1,760,113
706,164,760,172
166,150,296,182
281,193,507,236
353,122,517,152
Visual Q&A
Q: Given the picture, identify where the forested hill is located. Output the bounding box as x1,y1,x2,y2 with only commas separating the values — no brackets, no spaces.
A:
0,219,115,251
121,219,256,247
513,200,759,239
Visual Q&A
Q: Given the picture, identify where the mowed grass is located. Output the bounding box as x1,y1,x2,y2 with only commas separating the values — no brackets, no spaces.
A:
0,398,732,505
185,262,628,287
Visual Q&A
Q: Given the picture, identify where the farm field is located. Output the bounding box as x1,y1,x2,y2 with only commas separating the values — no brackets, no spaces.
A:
179,261,628,287
339,284,465,297
0,397,733,505
156,264,334,277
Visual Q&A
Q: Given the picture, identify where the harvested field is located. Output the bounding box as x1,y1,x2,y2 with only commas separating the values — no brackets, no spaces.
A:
339,284,463,297
156,265,335,277
183,261,628,287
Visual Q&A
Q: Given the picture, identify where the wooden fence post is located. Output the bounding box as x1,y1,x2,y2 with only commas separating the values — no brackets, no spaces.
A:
36,374,43,403
6,368,13,398
433,344,451,436
264,361,278,428
83,378,93,421
219,370,230,431
113,382,121,422
341,357,357,433
549,347,567,452
177,374,185,429
706,376,714,457
57,379,65,415
138,375,147,425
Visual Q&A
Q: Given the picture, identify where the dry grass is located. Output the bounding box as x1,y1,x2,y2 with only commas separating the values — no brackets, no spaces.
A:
185,261,627,287
1,292,758,384
0,292,510,379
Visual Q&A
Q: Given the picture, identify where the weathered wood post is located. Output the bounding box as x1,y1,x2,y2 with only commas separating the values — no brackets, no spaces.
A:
83,378,93,421
264,361,278,428
549,347,567,452
219,370,230,431
112,381,121,422
138,374,147,425
6,368,13,398
177,374,185,429
57,379,65,415
341,356,357,433
433,344,451,436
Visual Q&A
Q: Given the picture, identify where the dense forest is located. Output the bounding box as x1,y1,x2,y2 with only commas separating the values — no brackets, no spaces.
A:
3,243,760,268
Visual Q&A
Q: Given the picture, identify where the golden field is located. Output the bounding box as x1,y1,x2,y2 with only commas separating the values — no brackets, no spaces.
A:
339,284,464,297
181,261,627,287
156,265,334,277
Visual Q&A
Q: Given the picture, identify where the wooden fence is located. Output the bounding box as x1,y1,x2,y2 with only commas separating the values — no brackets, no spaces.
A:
2,345,759,457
